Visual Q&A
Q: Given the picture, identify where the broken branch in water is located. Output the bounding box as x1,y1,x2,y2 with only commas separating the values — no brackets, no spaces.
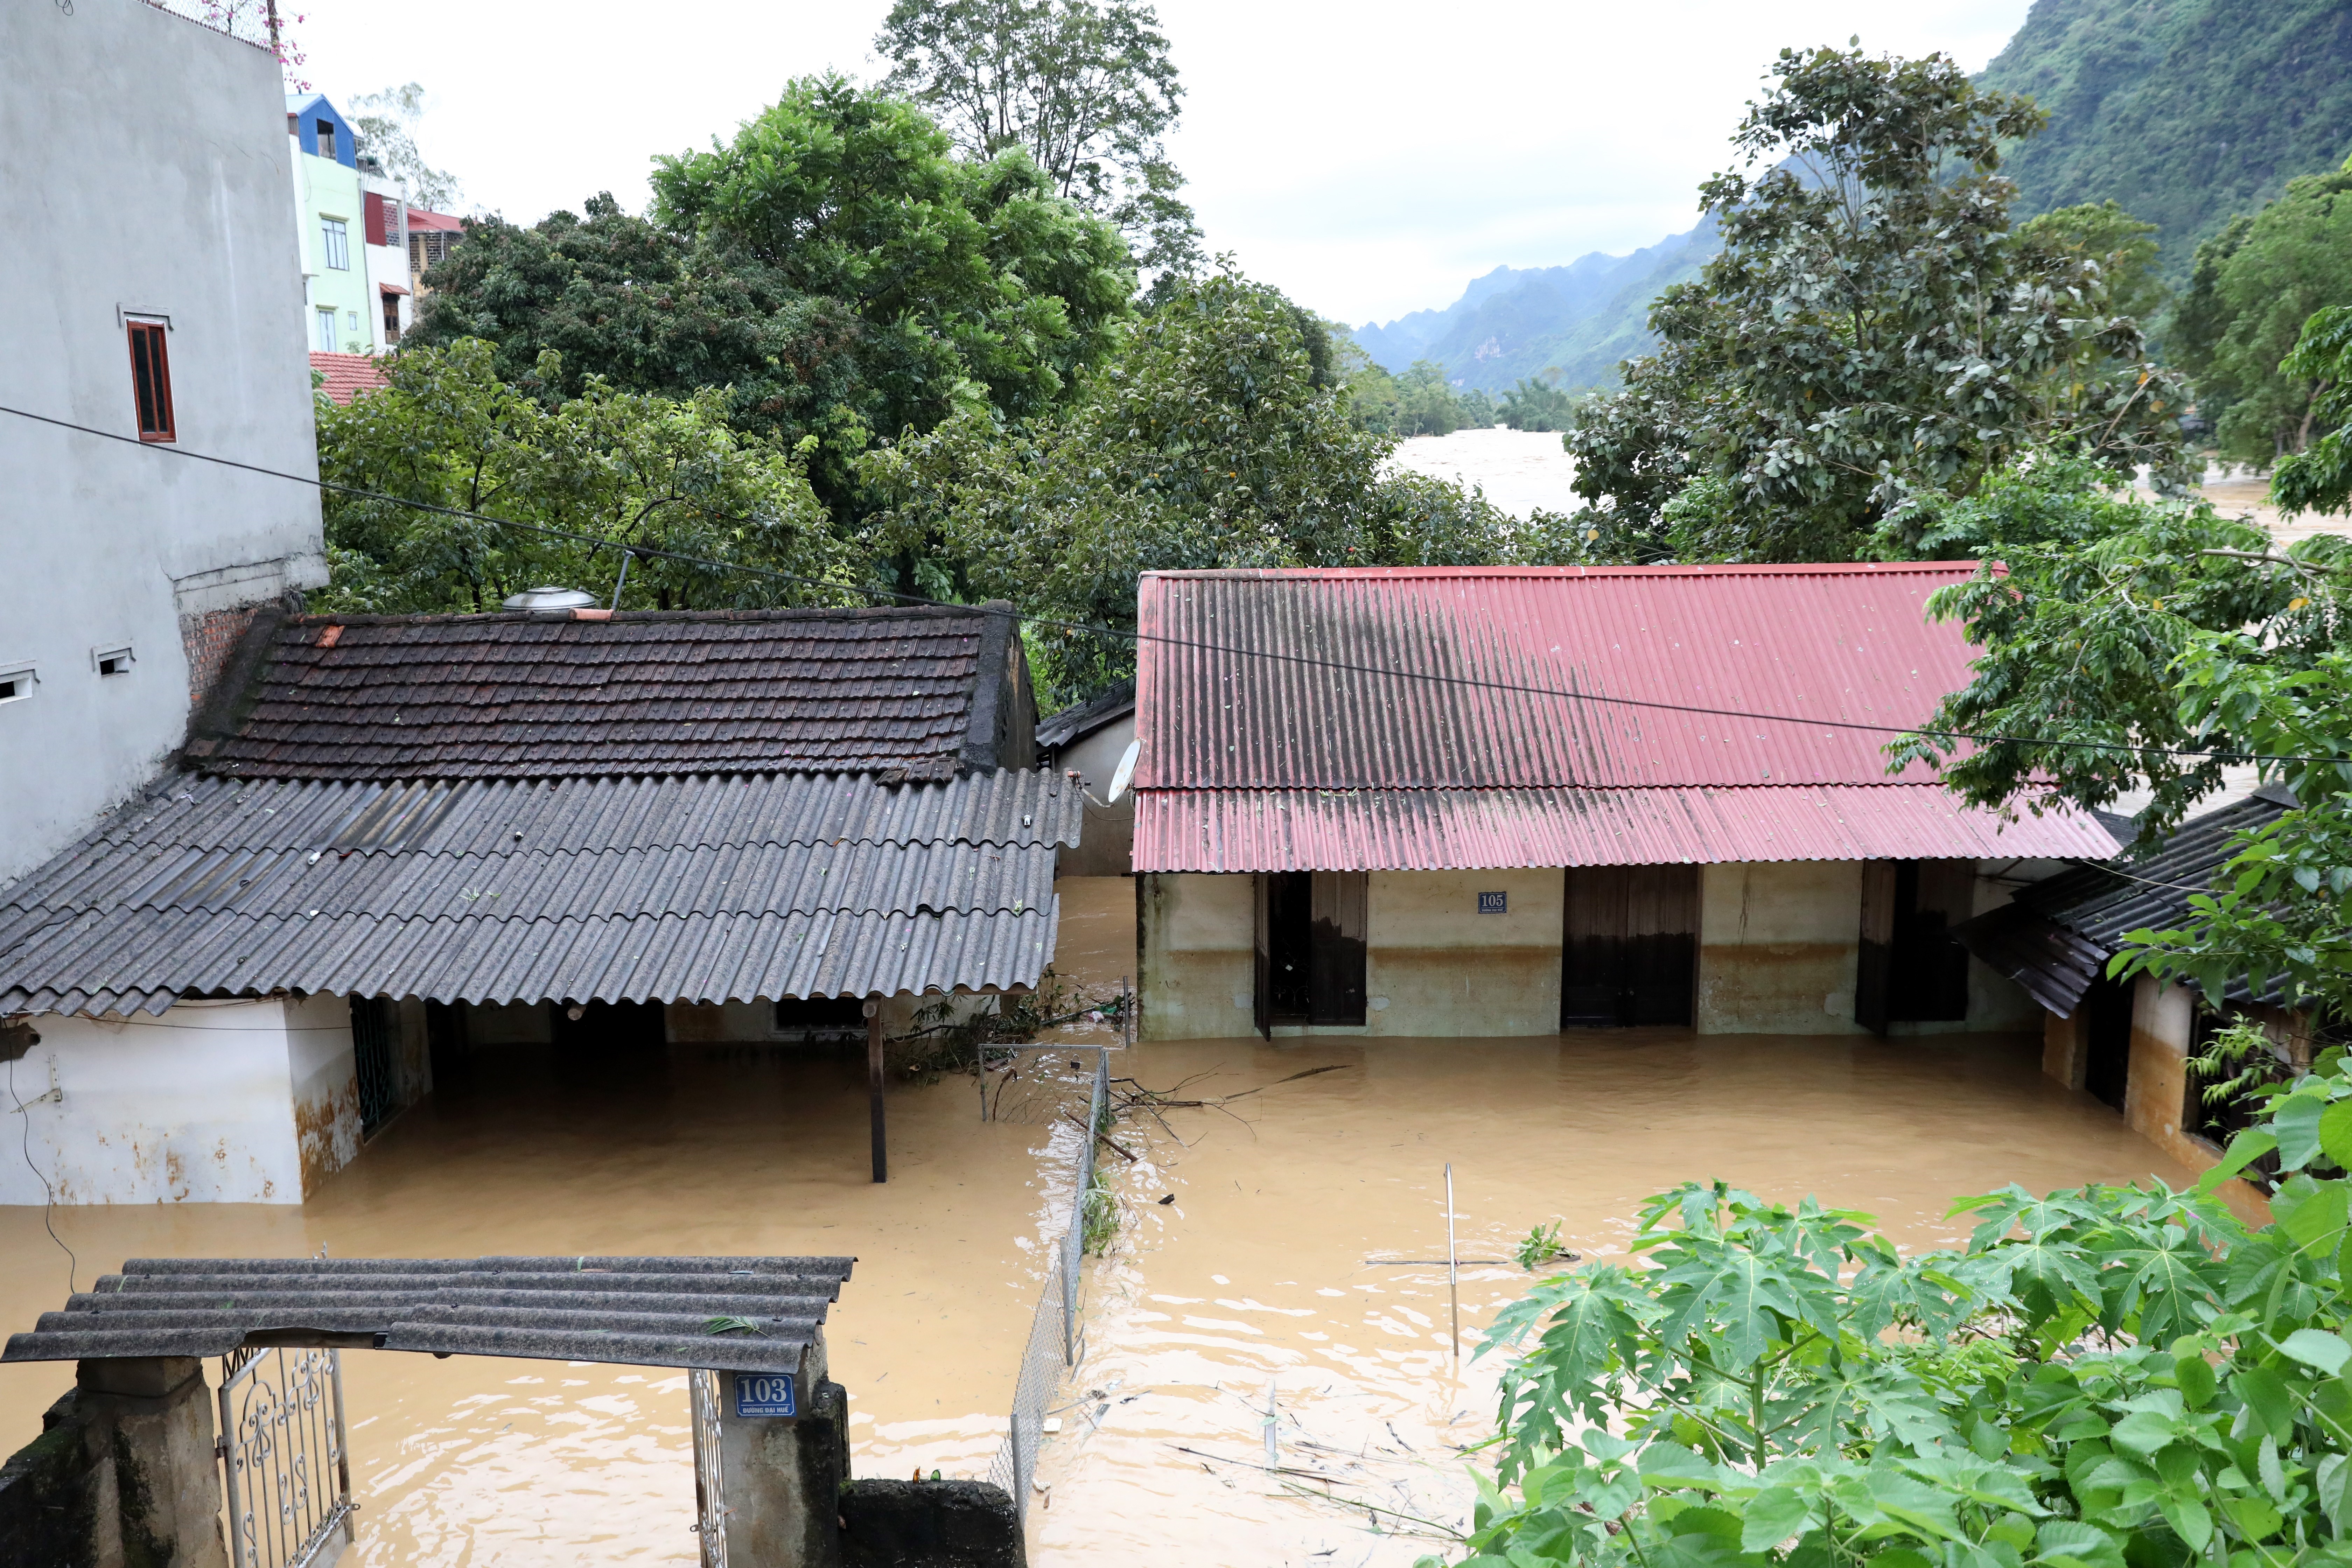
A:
1062,1111,1138,1163
1124,1064,1352,1108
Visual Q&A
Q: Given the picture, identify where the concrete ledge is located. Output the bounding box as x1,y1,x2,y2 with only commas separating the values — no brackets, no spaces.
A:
841,1478,1025,1568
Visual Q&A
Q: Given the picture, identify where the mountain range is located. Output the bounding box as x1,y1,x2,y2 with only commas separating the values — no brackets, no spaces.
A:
1354,0,2352,394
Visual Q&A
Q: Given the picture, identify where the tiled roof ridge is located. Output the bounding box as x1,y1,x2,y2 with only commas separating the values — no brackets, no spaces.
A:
279,605,998,628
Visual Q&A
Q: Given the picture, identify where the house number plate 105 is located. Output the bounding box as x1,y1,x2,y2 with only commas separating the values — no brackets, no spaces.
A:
733,1372,798,1417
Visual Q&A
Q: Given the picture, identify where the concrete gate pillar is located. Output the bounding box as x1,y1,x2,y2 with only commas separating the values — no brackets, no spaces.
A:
717,1332,850,1567
74,1356,230,1568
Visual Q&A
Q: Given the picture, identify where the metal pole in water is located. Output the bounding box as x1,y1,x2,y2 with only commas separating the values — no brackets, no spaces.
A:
866,997,887,1183
1264,1378,1279,1468
1446,1163,1460,1360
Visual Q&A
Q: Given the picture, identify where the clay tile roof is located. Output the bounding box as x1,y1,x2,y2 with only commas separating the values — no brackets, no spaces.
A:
310,351,389,405
184,605,1023,784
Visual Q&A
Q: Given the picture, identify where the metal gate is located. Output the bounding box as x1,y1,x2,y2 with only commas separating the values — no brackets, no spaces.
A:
690,1368,730,1568
217,1346,355,1568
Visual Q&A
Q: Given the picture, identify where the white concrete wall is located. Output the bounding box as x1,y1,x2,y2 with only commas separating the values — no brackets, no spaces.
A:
0,994,355,1204
1057,716,1135,878
0,0,327,884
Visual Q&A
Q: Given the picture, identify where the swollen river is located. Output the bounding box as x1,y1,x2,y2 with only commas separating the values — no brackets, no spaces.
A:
0,878,2206,1566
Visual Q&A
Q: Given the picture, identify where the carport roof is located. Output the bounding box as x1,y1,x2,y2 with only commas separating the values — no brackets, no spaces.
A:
2,1255,854,1375
0,768,1079,1017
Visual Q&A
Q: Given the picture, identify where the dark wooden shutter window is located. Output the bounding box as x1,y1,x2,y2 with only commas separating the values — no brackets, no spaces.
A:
127,322,174,442
364,191,388,246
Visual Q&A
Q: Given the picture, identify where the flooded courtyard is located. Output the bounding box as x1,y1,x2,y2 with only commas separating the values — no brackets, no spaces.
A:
0,877,2209,1565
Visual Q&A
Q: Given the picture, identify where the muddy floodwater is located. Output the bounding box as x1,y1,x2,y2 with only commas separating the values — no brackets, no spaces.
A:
1,876,2214,1566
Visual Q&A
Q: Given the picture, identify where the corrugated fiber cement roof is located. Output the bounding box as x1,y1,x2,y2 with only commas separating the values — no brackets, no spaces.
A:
0,769,1079,1017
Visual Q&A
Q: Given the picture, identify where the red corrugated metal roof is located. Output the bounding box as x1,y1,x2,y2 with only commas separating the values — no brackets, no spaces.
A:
406,208,464,231
1132,565,2115,870
310,351,388,405
1134,786,2117,872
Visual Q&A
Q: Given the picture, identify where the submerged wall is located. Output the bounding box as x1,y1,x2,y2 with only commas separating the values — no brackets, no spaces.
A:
1696,862,1867,1035
1362,869,1561,1037
1139,872,1256,1040
0,994,356,1205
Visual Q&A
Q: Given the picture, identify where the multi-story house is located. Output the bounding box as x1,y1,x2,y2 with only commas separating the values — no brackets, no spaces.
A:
286,91,416,351
0,0,327,887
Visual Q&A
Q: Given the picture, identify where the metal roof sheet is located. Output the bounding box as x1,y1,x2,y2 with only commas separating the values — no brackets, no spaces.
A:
1953,788,2298,1012
1037,681,1136,751
1134,784,2117,872
0,771,1079,1016
3,1256,853,1374
186,605,1022,783
1134,564,1993,791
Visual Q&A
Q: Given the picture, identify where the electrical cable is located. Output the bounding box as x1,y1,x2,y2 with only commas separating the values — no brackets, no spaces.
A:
1,398,2340,770
7,1053,78,1295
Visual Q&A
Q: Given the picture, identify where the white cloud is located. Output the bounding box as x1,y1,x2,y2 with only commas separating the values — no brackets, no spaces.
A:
290,0,2033,325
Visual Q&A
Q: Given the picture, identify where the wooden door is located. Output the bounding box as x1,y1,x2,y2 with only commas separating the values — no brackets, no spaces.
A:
1855,860,1897,1036
1308,871,1368,1026
1562,865,1698,1027
1252,874,1272,1040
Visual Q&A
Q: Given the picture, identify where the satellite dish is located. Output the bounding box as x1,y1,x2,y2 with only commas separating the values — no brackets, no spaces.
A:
1106,737,1141,804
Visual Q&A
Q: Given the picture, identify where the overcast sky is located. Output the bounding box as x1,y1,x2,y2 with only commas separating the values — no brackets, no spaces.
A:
294,0,2035,327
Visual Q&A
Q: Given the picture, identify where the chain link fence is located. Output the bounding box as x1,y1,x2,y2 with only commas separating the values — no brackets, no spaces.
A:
985,1047,1110,1518
137,0,284,50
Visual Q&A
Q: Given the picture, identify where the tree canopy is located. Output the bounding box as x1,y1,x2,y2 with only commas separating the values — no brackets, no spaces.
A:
2172,160,2352,466
875,0,1200,275
860,270,1563,702
1566,44,2190,564
347,82,461,210
407,77,1133,523
314,340,853,616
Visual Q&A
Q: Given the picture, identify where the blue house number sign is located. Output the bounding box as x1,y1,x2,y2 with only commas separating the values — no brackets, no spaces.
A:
733,1372,798,1417
1478,891,1508,915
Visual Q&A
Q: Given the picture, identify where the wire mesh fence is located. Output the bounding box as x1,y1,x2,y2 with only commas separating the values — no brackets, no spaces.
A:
138,0,283,50
984,1046,1110,1518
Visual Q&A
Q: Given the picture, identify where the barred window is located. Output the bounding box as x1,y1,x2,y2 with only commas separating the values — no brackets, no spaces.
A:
127,321,174,442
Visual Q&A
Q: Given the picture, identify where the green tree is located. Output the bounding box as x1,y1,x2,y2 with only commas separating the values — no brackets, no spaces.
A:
859,271,1546,702
875,0,1201,276
1395,360,1465,437
314,340,854,615
1498,375,1576,432
1567,44,2191,564
2014,199,2166,326
347,82,461,210
410,79,1134,531
2274,305,2352,516
1889,456,2352,1018
2172,159,2352,465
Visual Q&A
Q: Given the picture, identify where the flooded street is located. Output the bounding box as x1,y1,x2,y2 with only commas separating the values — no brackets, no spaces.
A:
1,877,2214,1566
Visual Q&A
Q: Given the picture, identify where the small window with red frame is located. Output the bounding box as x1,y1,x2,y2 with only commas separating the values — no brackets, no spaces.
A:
127,321,175,442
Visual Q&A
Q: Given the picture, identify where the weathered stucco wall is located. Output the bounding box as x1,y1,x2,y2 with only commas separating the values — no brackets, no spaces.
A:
0,0,326,883
1139,873,1256,1040
2123,976,2200,1171
0,995,351,1204
1056,717,1136,878
1362,869,1562,1037
1697,862,1867,1035
2043,1008,2087,1090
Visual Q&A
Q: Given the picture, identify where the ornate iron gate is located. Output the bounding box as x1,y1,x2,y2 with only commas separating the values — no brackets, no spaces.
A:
690,1368,730,1568
216,1346,355,1568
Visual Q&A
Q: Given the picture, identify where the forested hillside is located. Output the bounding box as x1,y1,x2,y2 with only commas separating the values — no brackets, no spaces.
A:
1365,0,2352,397
1979,0,2352,281
1354,223,1712,393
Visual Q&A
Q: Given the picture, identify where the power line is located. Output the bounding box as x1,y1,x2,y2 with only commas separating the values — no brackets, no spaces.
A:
3,398,2336,770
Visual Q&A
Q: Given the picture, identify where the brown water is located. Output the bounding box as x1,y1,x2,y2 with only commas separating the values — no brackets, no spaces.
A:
0,1041,1091,1564
0,878,2221,1566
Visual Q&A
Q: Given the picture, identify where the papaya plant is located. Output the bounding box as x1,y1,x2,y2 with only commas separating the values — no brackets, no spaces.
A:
1435,1057,2352,1568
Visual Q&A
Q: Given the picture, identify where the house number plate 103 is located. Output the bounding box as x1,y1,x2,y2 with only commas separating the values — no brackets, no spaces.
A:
733,1372,797,1417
